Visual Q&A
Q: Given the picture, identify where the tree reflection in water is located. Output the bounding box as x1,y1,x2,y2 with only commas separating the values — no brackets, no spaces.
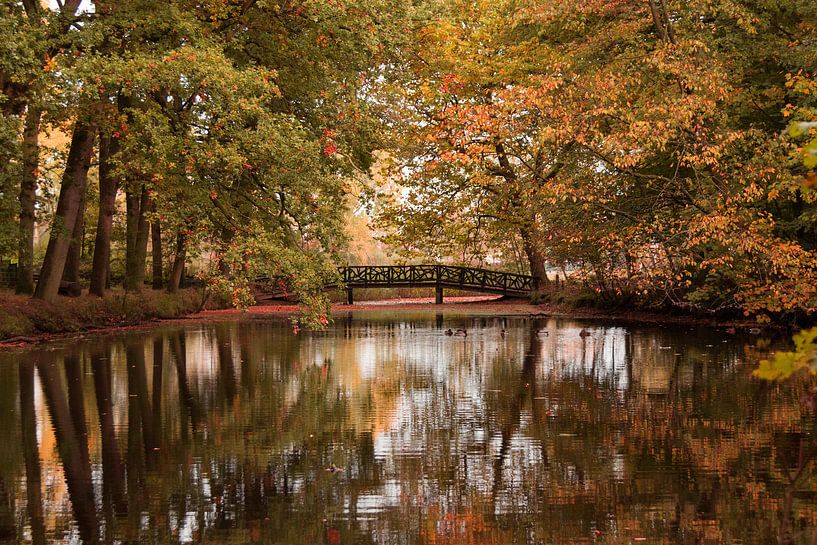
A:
0,314,815,544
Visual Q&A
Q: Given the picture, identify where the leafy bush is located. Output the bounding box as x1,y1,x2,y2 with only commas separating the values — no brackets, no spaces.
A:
0,311,34,339
0,288,222,341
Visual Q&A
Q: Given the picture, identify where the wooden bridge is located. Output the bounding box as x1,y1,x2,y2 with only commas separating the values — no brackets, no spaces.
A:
338,264,538,304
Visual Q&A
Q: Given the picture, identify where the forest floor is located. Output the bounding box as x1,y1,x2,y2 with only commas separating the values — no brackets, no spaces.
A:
0,293,773,349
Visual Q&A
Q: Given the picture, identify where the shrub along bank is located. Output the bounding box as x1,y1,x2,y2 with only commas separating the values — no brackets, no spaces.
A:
0,288,223,341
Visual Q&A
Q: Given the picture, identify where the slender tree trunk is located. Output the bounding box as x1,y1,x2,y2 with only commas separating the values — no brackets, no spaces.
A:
16,0,55,290
124,189,139,289
62,181,87,286
124,186,150,291
89,132,119,296
152,338,163,442
34,120,96,302
17,107,40,294
647,0,668,42
168,230,187,293
151,213,163,289
218,225,234,276
216,327,237,404
657,0,676,43
20,361,46,545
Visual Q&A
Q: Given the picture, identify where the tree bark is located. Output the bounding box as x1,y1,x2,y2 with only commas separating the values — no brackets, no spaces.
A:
520,225,549,288
493,140,550,288
89,132,119,296
218,225,234,276
124,186,150,291
34,120,95,302
647,0,668,42
151,212,163,289
168,230,187,293
62,178,87,285
17,106,40,294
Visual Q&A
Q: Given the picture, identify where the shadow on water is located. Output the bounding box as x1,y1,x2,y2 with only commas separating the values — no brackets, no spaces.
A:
0,313,816,544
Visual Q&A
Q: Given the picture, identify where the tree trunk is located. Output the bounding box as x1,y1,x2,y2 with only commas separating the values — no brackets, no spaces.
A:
168,230,187,293
124,188,140,290
89,132,119,296
34,120,96,302
493,140,549,289
218,225,234,276
171,331,201,432
520,225,549,288
216,326,237,404
126,344,157,465
647,0,669,42
124,186,150,291
62,179,87,285
151,212,163,289
90,351,127,515
19,361,46,545
17,106,40,294
37,358,99,544
152,338,163,440
63,355,90,466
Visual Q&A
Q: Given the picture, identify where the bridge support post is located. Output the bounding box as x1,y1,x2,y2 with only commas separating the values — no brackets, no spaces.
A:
346,288,354,305
435,285,443,305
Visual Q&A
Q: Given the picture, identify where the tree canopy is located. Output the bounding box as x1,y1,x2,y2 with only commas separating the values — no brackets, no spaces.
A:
374,0,817,318
1,0,816,323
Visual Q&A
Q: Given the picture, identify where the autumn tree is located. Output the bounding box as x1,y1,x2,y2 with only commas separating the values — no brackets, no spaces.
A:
377,0,817,317
4,0,416,320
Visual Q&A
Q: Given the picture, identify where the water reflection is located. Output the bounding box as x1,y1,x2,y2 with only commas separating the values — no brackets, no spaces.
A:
0,313,815,544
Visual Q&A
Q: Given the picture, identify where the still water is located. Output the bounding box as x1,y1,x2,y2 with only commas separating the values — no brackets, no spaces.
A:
0,312,814,545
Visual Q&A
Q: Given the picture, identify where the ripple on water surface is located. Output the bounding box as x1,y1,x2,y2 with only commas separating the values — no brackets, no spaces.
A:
0,311,812,544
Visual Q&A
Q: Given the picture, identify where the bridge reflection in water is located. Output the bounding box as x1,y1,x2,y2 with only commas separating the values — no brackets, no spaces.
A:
337,265,538,304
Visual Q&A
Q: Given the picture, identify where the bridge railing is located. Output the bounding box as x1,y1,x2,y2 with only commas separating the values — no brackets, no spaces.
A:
337,264,537,294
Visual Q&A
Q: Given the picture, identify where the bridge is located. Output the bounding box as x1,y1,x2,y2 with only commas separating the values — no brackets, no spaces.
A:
338,265,538,304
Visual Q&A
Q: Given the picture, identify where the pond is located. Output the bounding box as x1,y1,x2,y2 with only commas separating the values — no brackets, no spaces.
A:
0,311,814,544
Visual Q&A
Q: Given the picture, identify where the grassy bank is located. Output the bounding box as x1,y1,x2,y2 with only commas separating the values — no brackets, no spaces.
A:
529,283,773,324
0,288,222,341
529,282,698,317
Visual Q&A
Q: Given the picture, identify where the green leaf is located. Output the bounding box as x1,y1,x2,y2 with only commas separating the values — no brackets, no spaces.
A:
755,327,817,381
789,121,817,138
754,352,804,381
803,139,817,169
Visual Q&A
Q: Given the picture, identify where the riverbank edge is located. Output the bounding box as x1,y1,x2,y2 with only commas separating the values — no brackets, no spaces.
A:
0,288,225,347
0,294,775,349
